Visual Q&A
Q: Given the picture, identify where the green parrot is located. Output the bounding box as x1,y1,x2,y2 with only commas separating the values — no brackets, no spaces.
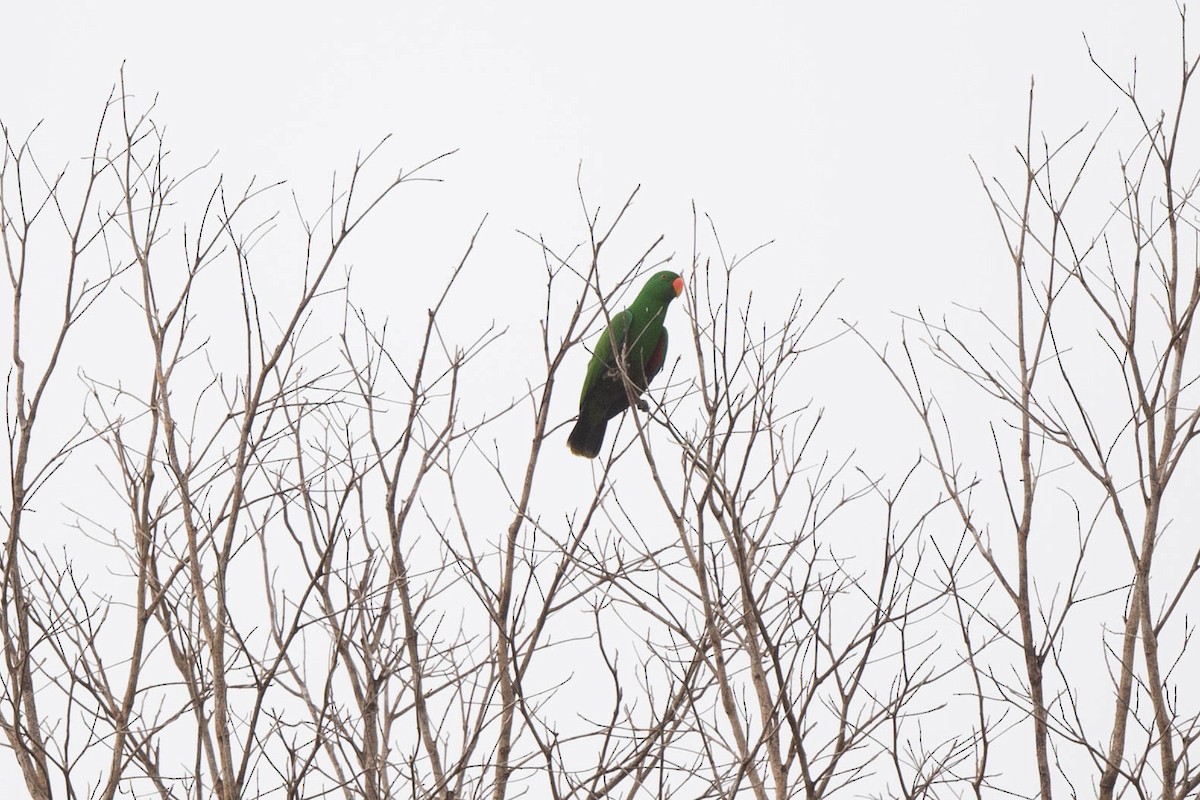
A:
567,270,685,458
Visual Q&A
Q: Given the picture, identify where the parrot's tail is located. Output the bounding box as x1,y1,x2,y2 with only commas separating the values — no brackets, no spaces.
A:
567,416,607,459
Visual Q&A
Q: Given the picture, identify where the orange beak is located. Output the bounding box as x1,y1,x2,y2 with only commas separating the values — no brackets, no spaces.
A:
672,276,684,297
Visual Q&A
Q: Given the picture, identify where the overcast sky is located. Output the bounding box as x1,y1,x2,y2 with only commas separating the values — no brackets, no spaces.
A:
4,3,1173,297
0,0,1184,469
0,0,1182,458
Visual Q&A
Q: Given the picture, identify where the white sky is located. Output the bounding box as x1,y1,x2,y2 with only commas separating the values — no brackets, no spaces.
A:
3,3,1171,304
5,1,1175,462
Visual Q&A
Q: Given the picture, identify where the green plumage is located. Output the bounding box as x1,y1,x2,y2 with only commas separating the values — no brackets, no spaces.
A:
568,271,684,458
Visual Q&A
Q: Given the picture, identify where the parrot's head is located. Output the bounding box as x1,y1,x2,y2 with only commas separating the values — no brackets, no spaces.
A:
642,270,684,304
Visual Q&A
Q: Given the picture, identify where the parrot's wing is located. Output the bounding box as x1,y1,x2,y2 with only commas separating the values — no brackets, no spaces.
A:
580,309,632,404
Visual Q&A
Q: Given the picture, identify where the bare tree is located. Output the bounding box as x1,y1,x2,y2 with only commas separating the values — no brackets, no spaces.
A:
25,23,1200,797
865,8,1200,799
1,77,954,799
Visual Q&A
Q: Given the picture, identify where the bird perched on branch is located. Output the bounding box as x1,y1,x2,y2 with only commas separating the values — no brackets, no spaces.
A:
567,270,685,458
